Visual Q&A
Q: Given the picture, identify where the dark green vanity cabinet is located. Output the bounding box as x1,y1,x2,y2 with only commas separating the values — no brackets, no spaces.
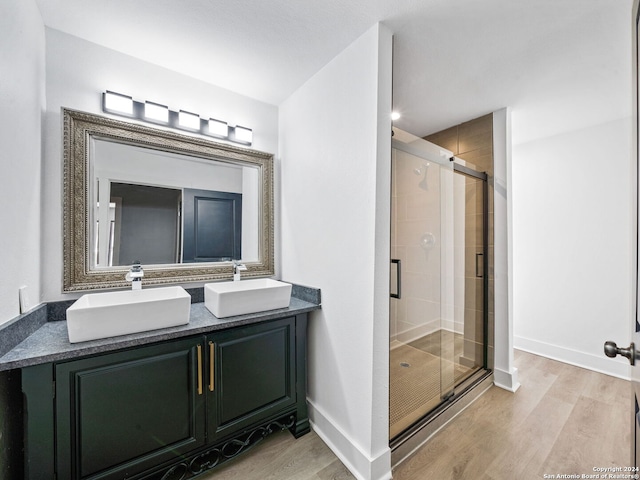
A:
55,337,205,479
21,314,310,480
208,317,297,441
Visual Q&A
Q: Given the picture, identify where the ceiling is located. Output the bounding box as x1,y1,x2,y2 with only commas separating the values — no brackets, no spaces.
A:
35,0,632,145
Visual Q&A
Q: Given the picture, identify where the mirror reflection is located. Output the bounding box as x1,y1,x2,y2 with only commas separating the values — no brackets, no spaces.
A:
91,139,260,267
63,108,274,292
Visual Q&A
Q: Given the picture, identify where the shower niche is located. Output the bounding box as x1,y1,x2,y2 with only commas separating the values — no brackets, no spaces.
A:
389,117,493,449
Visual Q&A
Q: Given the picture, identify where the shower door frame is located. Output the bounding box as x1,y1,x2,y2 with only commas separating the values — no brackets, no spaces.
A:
452,162,489,372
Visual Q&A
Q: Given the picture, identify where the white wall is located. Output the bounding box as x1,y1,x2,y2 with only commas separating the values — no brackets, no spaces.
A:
493,108,519,391
0,0,45,325
512,117,633,379
279,23,393,480
42,28,279,301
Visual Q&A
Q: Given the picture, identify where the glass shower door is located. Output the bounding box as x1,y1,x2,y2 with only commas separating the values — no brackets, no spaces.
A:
389,129,488,442
389,130,453,439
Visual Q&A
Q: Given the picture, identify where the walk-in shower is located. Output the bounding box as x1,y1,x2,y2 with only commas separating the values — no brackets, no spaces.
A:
389,128,492,457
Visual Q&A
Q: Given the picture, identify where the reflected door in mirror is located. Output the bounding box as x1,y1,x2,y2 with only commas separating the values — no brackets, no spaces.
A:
183,189,242,262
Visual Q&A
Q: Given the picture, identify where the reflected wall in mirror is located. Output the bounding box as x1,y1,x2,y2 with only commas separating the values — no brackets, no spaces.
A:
63,108,274,292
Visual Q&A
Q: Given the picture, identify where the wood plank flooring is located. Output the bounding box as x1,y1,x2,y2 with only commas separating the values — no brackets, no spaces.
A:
199,350,630,479
197,428,354,480
393,350,629,479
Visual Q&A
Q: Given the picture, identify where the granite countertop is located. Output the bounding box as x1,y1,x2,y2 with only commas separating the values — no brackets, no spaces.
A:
0,284,321,372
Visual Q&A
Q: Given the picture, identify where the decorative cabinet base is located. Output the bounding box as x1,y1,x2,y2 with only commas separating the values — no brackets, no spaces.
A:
142,414,297,480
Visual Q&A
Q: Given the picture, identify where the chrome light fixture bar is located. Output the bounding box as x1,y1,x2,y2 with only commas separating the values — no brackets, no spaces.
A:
208,118,228,137
101,91,253,145
234,125,253,144
104,91,134,116
144,101,169,123
178,110,200,130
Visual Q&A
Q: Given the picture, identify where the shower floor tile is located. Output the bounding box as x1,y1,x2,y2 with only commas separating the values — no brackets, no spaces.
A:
389,330,475,439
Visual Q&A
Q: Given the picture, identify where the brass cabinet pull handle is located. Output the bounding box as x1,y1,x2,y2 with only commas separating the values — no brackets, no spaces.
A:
196,344,203,395
209,341,215,391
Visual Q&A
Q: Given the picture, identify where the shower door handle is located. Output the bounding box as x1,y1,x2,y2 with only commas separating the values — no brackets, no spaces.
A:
391,259,402,299
476,253,484,278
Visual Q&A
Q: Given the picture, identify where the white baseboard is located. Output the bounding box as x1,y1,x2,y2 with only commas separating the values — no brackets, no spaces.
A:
514,336,630,380
308,400,392,480
494,366,520,392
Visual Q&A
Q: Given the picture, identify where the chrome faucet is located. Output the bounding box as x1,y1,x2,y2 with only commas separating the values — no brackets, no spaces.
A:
232,260,247,282
125,261,144,290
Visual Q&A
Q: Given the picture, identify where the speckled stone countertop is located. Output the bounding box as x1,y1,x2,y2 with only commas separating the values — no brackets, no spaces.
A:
0,284,321,372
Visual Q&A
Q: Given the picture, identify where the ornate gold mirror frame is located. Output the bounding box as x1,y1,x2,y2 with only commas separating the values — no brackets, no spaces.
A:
63,108,274,292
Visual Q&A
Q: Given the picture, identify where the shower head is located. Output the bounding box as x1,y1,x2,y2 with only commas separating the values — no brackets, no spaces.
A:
413,163,430,175
415,163,430,190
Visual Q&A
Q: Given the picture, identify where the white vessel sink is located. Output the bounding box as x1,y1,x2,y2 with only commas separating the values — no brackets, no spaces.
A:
204,279,292,318
66,286,191,343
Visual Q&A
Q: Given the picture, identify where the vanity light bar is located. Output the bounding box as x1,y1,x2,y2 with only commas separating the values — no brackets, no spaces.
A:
144,101,169,123
235,125,253,144
104,91,134,115
208,118,228,137
101,91,253,145
178,110,200,130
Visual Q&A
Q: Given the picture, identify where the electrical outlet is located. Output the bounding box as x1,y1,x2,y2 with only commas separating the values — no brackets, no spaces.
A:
19,286,29,314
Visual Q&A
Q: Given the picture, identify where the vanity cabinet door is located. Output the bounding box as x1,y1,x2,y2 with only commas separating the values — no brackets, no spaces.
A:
55,337,205,480
207,317,296,441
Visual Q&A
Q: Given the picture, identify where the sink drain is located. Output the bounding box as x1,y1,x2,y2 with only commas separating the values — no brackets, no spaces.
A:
400,362,411,368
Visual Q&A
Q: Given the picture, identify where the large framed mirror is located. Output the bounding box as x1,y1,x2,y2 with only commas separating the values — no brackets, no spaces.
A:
63,108,274,292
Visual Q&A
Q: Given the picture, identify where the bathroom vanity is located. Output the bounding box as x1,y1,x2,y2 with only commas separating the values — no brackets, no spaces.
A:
0,285,320,480
0,108,316,479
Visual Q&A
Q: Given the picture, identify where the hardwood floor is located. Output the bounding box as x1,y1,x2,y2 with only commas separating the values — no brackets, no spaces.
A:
199,350,630,479
393,350,629,479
